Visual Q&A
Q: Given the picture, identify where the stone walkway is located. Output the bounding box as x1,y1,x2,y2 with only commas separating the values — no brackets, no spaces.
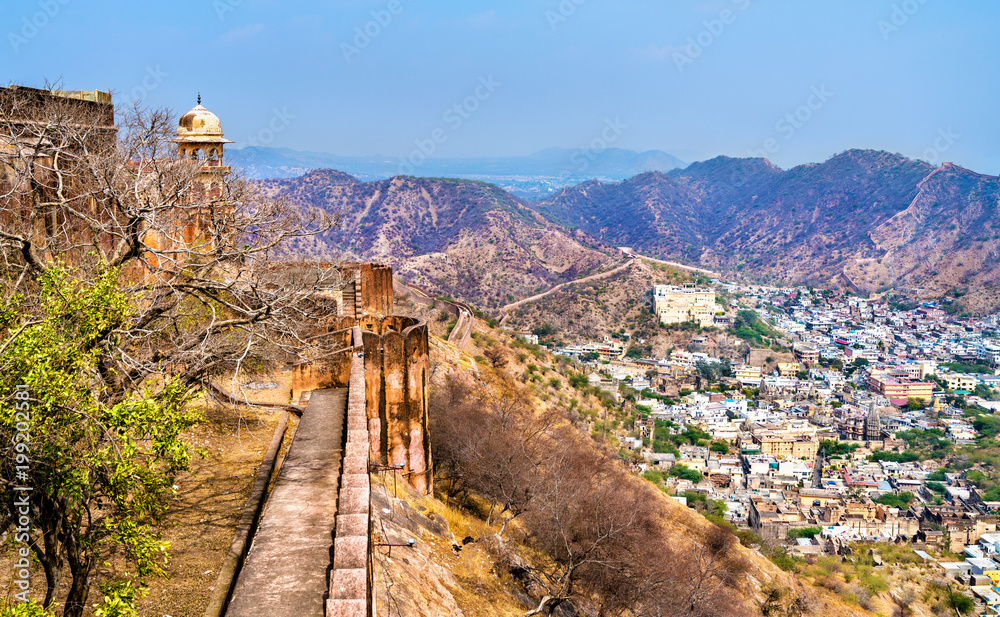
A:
226,389,346,616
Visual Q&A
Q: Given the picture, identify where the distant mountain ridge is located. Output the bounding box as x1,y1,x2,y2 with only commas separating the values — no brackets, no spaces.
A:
229,146,686,200
259,170,616,308
536,149,1000,313
263,149,1000,315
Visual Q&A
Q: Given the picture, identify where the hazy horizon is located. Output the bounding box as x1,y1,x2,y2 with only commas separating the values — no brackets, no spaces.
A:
5,1,998,174
229,143,995,176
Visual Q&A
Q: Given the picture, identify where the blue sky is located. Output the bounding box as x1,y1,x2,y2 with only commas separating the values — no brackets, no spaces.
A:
4,0,998,173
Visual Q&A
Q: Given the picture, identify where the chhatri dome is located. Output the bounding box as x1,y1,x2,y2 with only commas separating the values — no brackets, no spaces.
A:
173,94,232,164
177,94,231,142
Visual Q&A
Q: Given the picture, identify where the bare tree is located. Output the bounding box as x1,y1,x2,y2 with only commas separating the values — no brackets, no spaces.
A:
1,87,340,389
515,432,661,617
430,363,758,617
0,85,337,615
483,344,509,369
668,524,752,616
431,370,555,535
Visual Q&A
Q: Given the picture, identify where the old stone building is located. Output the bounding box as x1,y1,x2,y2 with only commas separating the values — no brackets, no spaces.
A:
820,501,920,540
170,95,232,195
921,504,999,553
652,283,716,327
141,96,235,266
752,432,819,459
864,401,883,442
1,87,235,273
0,86,116,262
291,262,433,495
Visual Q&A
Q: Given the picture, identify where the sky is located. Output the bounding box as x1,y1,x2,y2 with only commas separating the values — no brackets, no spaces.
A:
4,0,999,173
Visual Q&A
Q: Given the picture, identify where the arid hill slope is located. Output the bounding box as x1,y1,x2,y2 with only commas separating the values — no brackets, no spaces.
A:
375,318,876,617
533,150,1000,311
260,170,615,308
260,152,1000,313
859,162,1000,310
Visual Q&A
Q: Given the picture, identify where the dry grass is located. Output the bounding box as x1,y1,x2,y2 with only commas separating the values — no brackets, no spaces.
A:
0,397,285,615
371,474,530,617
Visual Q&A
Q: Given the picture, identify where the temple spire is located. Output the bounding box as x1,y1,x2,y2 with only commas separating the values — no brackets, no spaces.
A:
197,92,201,105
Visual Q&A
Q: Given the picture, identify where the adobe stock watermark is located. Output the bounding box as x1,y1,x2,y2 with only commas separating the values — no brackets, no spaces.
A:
878,0,930,41
546,0,588,31
8,0,73,55
341,0,412,62
747,85,834,159
11,384,33,603
672,0,751,73
236,107,296,149
128,65,169,102
397,75,501,175
214,0,245,20
920,127,959,166
558,117,628,182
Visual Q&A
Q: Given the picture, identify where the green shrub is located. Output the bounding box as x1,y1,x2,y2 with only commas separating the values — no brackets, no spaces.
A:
787,527,822,540
668,463,703,483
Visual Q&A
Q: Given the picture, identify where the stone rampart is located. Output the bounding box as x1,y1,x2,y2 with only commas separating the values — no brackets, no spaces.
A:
340,262,393,317
291,327,355,400
354,316,431,495
327,337,374,617
292,293,432,495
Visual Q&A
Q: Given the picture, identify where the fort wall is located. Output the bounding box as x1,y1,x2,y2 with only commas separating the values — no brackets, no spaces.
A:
292,264,432,495
327,345,374,617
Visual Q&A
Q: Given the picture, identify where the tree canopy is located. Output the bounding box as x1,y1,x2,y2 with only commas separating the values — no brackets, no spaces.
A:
0,94,335,614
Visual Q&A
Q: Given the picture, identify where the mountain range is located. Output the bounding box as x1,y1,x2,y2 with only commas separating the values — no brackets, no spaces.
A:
259,171,615,308
252,149,1000,315
230,146,686,200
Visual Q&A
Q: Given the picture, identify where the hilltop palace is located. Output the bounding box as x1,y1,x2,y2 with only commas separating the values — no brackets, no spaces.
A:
653,283,717,328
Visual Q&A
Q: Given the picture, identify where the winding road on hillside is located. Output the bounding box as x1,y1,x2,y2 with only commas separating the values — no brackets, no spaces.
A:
500,248,720,316
395,280,475,347
617,247,721,277
500,259,634,314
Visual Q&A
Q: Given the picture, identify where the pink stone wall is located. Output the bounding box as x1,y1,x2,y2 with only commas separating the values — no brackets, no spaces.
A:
327,348,373,617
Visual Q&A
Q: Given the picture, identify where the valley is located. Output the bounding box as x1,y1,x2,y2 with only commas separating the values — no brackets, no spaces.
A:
264,149,1000,317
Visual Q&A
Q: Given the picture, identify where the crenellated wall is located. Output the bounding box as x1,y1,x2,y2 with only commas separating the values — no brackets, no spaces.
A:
350,315,431,495
339,262,394,318
291,327,355,400
291,265,432,495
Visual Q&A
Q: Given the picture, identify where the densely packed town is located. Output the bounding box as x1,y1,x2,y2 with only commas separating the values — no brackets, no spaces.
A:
549,281,1000,604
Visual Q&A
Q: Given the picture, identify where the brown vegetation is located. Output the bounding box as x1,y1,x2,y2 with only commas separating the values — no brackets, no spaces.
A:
430,368,757,616
259,170,615,309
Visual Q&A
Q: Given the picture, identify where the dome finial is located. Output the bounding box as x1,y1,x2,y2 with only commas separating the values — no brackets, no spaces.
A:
197,92,201,105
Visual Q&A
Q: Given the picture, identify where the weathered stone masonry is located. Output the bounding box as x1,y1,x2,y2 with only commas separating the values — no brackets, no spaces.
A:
291,264,432,495
284,263,431,617
327,339,374,617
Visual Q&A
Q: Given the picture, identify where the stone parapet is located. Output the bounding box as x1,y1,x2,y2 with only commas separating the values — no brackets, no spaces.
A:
298,313,432,495
327,349,374,617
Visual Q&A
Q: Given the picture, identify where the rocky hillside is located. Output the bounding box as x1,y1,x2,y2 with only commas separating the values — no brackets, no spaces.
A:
263,151,1000,314
533,171,709,262
260,170,615,308
692,150,935,284
860,163,1000,311
533,150,1000,312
